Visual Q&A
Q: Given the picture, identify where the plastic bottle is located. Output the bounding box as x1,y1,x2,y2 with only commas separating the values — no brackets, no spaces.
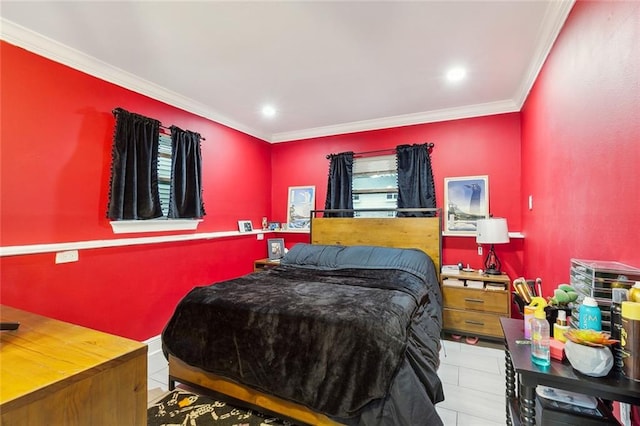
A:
611,288,629,372
524,297,547,339
579,296,602,331
621,301,640,381
553,309,569,343
629,282,640,303
531,307,551,367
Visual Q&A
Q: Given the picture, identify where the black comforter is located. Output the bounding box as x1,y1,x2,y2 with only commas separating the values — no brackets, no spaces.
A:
162,244,444,425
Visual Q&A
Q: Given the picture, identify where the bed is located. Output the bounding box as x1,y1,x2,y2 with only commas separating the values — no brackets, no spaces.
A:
162,213,444,425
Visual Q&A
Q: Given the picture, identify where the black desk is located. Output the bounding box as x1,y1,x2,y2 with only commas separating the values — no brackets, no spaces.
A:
500,317,640,425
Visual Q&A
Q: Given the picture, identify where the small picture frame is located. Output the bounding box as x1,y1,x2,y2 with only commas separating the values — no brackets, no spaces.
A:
268,238,285,260
268,221,281,231
238,220,253,233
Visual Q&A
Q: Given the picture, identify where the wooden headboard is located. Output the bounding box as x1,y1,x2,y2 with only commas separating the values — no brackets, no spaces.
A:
310,215,442,274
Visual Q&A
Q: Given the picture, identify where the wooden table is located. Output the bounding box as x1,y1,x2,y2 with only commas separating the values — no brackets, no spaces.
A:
0,305,147,425
253,258,282,271
500,317,640,425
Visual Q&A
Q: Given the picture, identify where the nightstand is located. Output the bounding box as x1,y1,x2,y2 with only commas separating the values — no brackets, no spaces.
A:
441,270,511,339
253,258,281,272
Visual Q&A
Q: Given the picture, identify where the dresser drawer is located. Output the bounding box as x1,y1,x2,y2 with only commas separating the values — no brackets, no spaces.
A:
442,287,509,314
443,309,505,338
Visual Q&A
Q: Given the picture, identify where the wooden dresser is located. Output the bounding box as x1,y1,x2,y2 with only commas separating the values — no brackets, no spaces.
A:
0,305,147,425
441,271,511,339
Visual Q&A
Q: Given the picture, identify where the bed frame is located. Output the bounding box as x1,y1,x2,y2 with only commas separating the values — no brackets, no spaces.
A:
168,211,442,425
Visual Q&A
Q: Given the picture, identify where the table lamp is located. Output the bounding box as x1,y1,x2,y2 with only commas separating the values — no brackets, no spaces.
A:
476,218,510,275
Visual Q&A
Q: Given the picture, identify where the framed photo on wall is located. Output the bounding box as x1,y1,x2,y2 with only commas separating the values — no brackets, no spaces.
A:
287,186,315,230
443,175,489,236
237,220,253,233
267,238,285,260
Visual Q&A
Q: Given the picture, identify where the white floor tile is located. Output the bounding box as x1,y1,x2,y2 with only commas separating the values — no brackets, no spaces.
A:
148,351,169,375
457,411,505,426
438,362,459,385
438,382,505,424
440,347,501,375
459,342,503,359
436,406,457,426
458,366,504,396
148,378,167,394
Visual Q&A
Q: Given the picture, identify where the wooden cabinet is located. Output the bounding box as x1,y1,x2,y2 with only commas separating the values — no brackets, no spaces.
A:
253,258,281,272
441,271,511,339
0,305,147,426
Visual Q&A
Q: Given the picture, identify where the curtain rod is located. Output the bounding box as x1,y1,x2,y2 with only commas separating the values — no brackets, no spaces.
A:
112,108,206,141
326,142,434,159
159,125,206,141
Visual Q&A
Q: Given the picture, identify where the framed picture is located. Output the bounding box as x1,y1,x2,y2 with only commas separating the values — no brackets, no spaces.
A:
267,238,285,260
268,221,281,231
443,175,489,236
238,220,253,233
287,186,315,230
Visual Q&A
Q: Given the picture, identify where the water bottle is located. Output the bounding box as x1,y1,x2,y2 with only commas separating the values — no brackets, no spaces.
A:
531,307,551,367
579,296,602,331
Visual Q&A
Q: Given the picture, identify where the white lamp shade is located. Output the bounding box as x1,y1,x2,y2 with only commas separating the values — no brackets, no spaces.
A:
476,218,510,244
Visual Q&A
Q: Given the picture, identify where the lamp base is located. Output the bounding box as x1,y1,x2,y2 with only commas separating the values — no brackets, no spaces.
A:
483,244,503,276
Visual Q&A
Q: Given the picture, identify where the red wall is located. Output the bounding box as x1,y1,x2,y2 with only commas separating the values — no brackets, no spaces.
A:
0,42,273,340
520,0,640,291
2,0,638,340
271,114,525,279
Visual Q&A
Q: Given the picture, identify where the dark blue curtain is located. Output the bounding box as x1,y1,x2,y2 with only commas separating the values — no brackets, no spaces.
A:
169,126,206,219
396,144,436,217
324,152,354,217
107,108,163,220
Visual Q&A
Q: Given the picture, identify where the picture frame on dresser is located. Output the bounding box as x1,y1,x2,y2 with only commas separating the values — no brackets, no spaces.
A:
443,175,489,236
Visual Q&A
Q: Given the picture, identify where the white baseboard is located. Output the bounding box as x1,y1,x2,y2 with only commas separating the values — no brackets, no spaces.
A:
144,334,168,374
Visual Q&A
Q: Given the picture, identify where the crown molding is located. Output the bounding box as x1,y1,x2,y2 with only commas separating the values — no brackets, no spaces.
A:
270,99,520,143
0,18,270,142
2,0,573,145
513,0,576,108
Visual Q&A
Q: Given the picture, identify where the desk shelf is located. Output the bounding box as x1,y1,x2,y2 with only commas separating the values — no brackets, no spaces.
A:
500,318,638,425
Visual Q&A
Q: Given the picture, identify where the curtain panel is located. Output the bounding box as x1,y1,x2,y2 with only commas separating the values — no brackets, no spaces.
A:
396,144,436,217
107,108,163,220
169,126,206,219
324,152,354,217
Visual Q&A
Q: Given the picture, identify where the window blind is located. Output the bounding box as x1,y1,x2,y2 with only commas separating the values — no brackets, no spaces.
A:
158,134,172,217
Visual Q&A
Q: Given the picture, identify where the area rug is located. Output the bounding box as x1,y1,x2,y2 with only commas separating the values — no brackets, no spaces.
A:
148,389,294,426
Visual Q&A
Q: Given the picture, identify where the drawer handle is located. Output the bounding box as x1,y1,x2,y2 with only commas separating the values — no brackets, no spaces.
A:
464,298,485,303
465,320,485,326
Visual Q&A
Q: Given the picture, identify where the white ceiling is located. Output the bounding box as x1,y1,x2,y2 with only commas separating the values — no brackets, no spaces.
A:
1,1,574,143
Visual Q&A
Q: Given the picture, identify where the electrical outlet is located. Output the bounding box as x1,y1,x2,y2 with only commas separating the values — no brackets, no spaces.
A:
528,195,533,210
257,233,264,240
55,250,79,264
478,246,483,256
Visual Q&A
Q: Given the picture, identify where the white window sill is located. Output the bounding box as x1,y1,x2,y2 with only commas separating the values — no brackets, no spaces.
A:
110,219,202,234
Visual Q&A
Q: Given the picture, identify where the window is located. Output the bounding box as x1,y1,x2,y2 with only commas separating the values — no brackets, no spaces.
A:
157,133,173,217
352,155,398,217
107,108,204,233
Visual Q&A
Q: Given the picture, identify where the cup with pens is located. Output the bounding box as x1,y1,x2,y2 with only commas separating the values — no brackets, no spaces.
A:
513,277,572,330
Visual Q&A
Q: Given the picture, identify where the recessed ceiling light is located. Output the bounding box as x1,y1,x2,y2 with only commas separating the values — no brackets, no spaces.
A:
261,105,277,118
446,67,466,82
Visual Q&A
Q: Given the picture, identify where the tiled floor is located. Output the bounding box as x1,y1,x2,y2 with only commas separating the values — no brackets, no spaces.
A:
148,337,506,425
